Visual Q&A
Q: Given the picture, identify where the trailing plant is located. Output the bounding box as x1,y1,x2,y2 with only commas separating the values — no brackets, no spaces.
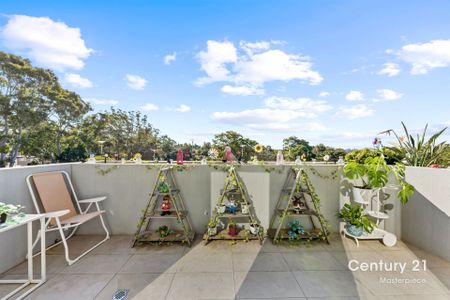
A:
156,225,171,239
0,202,24,215
380,122,448,167
338,203,375,233
344,154,414,204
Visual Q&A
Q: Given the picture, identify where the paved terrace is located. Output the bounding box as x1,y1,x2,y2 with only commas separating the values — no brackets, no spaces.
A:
1,233,449,300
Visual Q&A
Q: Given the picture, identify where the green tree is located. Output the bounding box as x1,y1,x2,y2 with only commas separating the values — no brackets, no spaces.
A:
212,131,258,161
283,136,313,160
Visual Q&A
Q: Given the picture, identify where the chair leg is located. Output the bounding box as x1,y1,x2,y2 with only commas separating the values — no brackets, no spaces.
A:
57,215,110,266
27,226,78,259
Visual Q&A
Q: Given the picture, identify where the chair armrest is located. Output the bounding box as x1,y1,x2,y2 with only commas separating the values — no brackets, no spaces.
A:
43,209,71,219
78,196,107,204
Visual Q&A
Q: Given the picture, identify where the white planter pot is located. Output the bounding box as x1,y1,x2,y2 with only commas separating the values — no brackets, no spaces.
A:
208,227,218,236
352,186,376,205
241,204,249,215
217,205,226,214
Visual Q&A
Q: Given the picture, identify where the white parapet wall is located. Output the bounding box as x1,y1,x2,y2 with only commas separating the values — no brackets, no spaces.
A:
403,167,450,261
1,162,402,273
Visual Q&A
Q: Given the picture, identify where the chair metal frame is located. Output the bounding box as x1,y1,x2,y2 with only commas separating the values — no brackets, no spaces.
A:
26,170,110,265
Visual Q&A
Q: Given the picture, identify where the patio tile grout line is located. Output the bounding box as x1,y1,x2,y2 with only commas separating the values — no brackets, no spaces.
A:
280,248,307,298
92,252,135,299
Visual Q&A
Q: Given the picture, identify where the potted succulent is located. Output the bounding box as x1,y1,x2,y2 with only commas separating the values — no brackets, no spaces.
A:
228,219,238,236
287,219,305,240
344,154,415,205
338,203,375,237
207,219,218,236
0,202,24,224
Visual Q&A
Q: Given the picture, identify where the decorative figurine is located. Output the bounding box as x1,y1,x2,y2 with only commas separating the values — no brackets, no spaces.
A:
161,195,171,216
226,196,238,214
337,156,344,165
292,199,302,214
225,146,233,163
295,156,301,165
176,149,184,165
276,150,284,165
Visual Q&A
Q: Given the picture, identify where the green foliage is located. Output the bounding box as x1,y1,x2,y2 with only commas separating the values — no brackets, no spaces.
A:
338,203,375,233
345,147,404,165
212,131,257,161
283,136,313,160
382,122,448,167
344,153,415,204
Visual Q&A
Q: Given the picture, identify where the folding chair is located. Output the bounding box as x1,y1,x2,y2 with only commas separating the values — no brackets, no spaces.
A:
26,171,110,265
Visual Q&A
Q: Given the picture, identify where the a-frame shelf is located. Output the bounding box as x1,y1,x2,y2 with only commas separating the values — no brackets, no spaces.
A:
132,167,195,246
269,167,330,244
204,166,264,245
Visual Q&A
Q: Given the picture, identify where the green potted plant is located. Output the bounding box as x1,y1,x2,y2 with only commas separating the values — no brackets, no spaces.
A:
156,225,171,239
207,218,218,236
338,203,375,236
228,219,237,236
0,202,24,224
344,154,415,205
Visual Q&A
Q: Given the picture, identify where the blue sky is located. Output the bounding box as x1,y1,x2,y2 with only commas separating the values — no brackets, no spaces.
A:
1,0,450,148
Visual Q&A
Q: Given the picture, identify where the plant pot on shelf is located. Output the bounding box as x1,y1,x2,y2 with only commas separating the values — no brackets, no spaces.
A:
217,204,226,214
208,226,218,236
345,223,363,237
228,223,238,236
352,186,376,205
241,204,249,215
0,213,6,224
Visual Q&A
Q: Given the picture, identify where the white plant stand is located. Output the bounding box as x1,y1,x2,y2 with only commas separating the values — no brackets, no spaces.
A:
0,214,46,300
342,187,397,247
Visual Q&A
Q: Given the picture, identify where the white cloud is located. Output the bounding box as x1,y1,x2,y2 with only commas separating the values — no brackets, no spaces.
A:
264,97,332,115
0,15,92,71
318,91,330,97
195,40,238,85
126,74,147,90
175,104,191,112
345,90,365,101
164,52,176,65
86,98,119,106
375,89,403,101
64,73,93,88
195,40,323,92
212,108,309,124
221,85,264,96
399,39,450,74
211,96,331,132
385,49,394,54
141,103,159,111
247,122,327,132
335,105,374,119
378,63,400,77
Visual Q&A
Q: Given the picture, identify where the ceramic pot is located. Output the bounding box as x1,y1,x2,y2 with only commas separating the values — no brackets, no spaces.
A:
208,227,217,236
352,186,376,205
241,204,249,215
0,213,6,224
345,223,363,237
217,205,226,214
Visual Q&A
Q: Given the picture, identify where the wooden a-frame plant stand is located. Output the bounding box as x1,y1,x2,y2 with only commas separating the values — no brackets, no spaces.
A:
269,167,330,244
132,166,195,247
204,166,264,245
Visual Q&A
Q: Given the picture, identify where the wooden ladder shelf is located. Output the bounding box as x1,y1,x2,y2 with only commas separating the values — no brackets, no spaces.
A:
132,166,195,247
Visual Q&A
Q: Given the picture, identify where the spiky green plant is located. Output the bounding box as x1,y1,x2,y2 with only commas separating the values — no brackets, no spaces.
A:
382,122,447,167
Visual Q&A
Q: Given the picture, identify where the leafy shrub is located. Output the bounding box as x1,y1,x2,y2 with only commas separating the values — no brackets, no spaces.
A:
345,147,404,165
